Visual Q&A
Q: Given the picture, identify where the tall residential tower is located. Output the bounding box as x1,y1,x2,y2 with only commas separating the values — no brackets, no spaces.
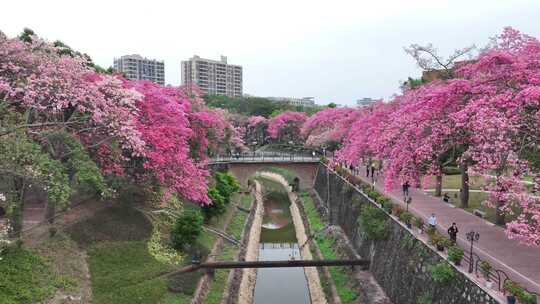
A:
181,55,242,97
113,54,165,85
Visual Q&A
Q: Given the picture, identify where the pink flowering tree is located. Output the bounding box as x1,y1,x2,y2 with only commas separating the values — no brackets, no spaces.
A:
338,28,540,246
337,101,396,166
127,81,210,205
451,27,540,234
267,111,308,144
301,107,362,151
0,31,146,229
246,115,268,147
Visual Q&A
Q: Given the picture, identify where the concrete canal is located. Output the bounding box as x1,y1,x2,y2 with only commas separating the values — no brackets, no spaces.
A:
253,179,310,304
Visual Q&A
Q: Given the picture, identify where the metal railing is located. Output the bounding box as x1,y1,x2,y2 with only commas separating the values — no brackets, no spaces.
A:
210,151,320,164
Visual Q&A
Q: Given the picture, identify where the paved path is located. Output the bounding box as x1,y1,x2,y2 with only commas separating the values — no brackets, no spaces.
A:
356,166,540,295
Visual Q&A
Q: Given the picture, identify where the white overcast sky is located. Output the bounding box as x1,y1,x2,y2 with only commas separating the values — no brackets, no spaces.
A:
2,0,539,105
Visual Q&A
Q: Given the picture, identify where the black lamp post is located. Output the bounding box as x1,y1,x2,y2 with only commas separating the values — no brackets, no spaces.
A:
405,196,412,212
466,230,480,273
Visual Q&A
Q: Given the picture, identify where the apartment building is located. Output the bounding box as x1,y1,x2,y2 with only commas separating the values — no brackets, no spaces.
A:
113,54,165,85
181,55,242,97
356,97,377,107
266,96,316,107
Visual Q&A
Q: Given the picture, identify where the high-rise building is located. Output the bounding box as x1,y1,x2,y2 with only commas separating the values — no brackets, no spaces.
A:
356,97,376,107
113,54,165,85
266,96,316,107
181,55,242,97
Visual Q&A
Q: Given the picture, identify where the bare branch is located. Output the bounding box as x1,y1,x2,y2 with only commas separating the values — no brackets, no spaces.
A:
0,120,84,137
404,43,476,72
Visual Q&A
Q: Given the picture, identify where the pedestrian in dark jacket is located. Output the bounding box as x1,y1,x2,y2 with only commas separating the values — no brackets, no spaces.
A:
448,223,459,243
402,181,410,198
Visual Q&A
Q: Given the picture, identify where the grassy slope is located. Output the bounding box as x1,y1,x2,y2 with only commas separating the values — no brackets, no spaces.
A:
300,192,358,303
65,202,234,304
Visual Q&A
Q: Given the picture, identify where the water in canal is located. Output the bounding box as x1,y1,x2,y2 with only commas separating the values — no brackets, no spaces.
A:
253,184,310,304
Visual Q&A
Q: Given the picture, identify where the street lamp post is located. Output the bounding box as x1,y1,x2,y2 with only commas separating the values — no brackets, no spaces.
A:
466,231,480,273
405,196,412,212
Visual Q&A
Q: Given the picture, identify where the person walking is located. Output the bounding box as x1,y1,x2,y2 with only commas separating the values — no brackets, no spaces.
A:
448,223,459,243
428,213,437,230
402,181,410,199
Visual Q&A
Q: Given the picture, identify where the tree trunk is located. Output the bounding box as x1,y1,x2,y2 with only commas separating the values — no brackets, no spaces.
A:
460,162,469,208
495,201,506,226
435,172,443,197
10,177,25,237
45,199,56,225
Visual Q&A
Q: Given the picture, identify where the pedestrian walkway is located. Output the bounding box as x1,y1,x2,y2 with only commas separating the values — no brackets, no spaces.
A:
356,166,540,295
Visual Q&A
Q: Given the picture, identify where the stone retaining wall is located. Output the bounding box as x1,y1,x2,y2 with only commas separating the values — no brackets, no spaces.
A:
313,164,501,304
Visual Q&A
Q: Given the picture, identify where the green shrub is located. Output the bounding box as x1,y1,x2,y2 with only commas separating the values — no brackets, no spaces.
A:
504,280,538,304
429,262,455,284
428,232,451,249
399,211,413,224
414,216,424,228
520,293,538,304
441,237,453,249
215,172,240,201
417,292,433,304
358,205,388,241
392,205,404,217
202,187,227,220
425,226,437,236
381,200,393,213
480,261,492,279
447,246,464,264
171,209,204,250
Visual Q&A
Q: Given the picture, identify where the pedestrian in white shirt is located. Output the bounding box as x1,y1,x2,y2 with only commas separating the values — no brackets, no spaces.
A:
428,213,437,229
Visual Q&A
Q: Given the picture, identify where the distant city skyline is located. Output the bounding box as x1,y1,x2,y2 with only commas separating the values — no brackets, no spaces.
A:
2,0,540,105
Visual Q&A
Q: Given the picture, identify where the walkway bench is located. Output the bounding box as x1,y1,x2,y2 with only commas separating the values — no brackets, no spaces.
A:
473,209,486,218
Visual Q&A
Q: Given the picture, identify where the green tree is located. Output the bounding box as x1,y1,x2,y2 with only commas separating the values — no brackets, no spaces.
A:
214,172,240,202
201,187,227,220
18,28,35,43
171,209,203,250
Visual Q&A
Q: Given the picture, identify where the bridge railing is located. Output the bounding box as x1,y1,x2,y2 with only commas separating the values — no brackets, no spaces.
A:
211,151,320,163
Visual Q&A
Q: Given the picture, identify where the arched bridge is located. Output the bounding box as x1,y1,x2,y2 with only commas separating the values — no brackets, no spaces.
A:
209,152,320,190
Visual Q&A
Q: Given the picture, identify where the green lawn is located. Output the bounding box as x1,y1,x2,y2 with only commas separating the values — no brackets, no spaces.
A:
0,247,57,303
424,174,485,190
88,241,176,304
300,193,358,303
238,193,253,210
